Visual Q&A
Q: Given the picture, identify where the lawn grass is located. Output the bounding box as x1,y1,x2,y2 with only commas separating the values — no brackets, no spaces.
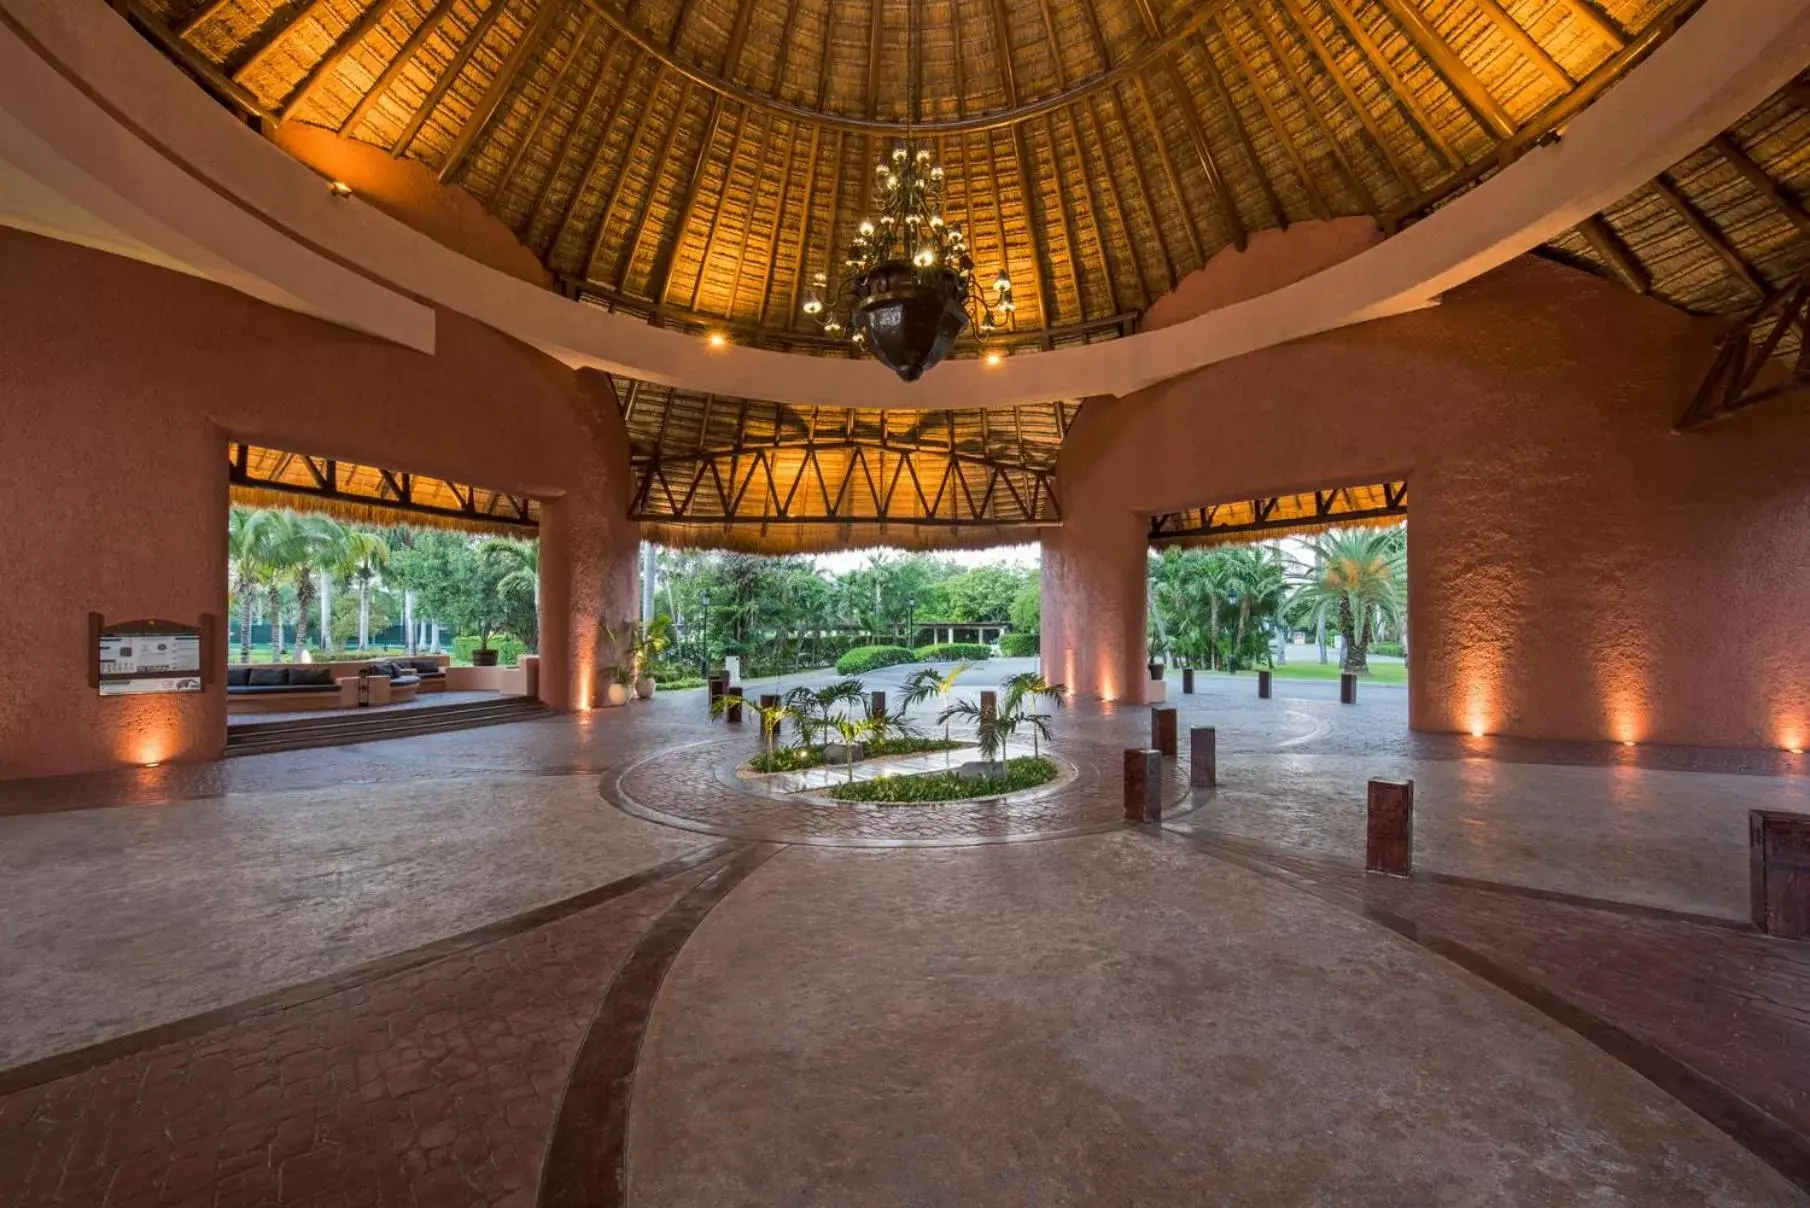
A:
826,756,1057,804
1185,661,1407,685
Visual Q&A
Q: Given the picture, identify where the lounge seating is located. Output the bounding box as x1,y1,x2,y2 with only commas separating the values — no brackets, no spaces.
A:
227,665,342,713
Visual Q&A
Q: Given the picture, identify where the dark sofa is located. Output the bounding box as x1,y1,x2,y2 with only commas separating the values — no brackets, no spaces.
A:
227,666,337,694
361,661,426,689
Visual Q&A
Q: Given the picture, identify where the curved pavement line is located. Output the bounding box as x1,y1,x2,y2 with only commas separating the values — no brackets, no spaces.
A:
1272,709,1335,750
1157,827,1810,1197
600,739,1203,848
538,842,783,1208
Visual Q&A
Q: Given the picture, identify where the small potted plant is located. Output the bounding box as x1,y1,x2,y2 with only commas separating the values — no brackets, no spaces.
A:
630,617,671,700
598,622,633,707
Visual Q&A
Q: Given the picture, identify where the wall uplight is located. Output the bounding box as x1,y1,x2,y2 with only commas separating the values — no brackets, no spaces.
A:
327,180,354,199
707,332,728,348
984,352,1003,366
1470,726,1485,738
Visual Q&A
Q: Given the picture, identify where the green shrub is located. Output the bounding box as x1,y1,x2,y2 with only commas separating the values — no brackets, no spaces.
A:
749,745,826,773
998,632,1039,658
913,642,992,662
1371,641,1405,658
451,633,528,666
652,675,707,691
827,757,1057,804
836,645,917,675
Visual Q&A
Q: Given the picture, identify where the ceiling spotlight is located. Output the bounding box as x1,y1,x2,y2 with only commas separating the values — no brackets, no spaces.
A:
985,352,1003,366
707,332,727,347
327,180,353,199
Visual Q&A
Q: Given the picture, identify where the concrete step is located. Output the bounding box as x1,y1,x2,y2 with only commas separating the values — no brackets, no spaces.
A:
225,699,550,755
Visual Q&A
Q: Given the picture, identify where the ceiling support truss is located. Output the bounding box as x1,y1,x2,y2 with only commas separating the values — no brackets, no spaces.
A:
1676,274,1810,432
1149,480,1407,543
227,442,539,530
630,442,1062,528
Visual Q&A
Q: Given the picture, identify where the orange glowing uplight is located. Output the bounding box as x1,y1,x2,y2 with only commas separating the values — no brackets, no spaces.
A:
707,332,728,348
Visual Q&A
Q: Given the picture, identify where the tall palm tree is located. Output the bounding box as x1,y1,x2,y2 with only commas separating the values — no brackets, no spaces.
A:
783,679,866,747
227,507,278,663
267,513,345,660
336,529,391,653
1002,672,1067,758
1288,528,1405,673
1224,545,1287,669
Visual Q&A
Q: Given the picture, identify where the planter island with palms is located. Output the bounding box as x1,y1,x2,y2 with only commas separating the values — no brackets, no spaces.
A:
726,672,1070,804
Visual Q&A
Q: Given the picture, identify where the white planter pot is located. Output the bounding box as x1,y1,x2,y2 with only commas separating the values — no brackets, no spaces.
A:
635,677,656,700
603,682,630,708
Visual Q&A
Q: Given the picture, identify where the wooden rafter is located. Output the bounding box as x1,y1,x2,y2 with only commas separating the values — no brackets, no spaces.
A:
547,47,650,260
1676,273,1810,432
337,0,460,137
1371,0,1515,140
1244,0,1377,216
1574,215,1648,294
1156,58,1248,250
277,0,405,123
1318,0,1463,169
487,13,599,209
231,0,334,83
1714,134,1810,239
1131,74,1207,264
390,0,512,157
1149,479,1407,542
1274,0,1418,192
1651,174,1766,300
439,0,566,184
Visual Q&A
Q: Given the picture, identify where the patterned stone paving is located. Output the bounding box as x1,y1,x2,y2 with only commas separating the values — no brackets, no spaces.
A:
0,860,720,1207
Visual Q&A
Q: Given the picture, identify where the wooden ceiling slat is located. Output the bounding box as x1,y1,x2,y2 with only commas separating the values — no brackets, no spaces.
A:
278,0,406,122
1368,0,1516,141
390,0,514,158
338,0,462,137
439,0,566,183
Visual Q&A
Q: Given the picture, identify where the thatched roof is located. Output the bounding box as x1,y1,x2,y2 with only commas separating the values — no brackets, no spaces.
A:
228,441,542,535
129,1,1810,543
148,0,1690,342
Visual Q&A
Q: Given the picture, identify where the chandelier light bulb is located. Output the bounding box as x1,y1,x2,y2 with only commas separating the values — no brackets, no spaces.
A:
880,214,894,226
994,274,1012,293
916,147,932,163
858,219,876,237
930,165,945,181
893,145,908,162
929,215,943,228
913,248,936,267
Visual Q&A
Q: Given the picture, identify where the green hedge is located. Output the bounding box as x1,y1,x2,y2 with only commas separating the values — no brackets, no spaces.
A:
913,642,992,662
451,633,527,666
998,632,1039,658
836,645,918,675
827,756,1057,803
1372,642,1405,658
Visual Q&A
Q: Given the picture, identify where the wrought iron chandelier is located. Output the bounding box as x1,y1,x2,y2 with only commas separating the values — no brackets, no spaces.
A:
799,8,1013,381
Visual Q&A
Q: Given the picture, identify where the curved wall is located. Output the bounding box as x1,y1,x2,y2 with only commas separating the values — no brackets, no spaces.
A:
1044,254,1810,749
0,228,639,780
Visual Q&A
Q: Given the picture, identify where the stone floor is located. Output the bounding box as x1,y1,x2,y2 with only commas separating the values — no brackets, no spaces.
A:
2,661,1808,1204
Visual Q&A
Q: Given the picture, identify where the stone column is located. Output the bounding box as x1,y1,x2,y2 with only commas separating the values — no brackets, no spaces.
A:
1123,749,1161,823
538,495,639,712
1751,810,1810,939
1151,706,1177,757
1366,780,1414,876
1189,727,1216,788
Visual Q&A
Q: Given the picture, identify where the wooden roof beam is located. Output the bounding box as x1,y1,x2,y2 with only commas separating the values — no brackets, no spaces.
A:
1076,99,1150,305
584,67,670,281
1651,175,1766,300
1318,0,1463,169
335,0,458,135
1274,0,1419,191
609,77,694,289
547,48,650,259
1099,88,1175,290
1042,114,1087,318
687,110,764,310
1156,59,1247,250
1549,0,1627,49
439,0,566,184
277,0,405,123
521,27,620,240
1574,215,1648,294
1370,0,1516,141
1715,133,1810,239
1058,108,1121,312
390,0,512,157
230,0,335,83
1468,0,1572,90
486,12,598,210
1006,125,1059,338
1130,76,1207,263
740,120,797,321
989,0,1020,105
1211,19,1326,221
776,126,826,329
1244,0,1377,217
867,0,886,119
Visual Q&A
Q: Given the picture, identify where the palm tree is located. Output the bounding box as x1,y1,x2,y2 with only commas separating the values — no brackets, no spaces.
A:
227,507,277,663
783,679,866,747
1224,545,1287,670
827,712,888,782
939,698,1007,768
1288,528,1405,674
902,662,969,765
265,513,345,660
337,529,391,653
1002,672,1067,759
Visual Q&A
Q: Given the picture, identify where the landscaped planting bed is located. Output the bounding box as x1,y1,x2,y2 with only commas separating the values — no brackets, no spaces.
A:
826,757,1057,803
746,735,965,774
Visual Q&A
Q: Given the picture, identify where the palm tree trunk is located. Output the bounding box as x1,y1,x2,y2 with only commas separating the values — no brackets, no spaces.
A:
239,587,253,664
294,579,313,659
404,590,416,656
268,586,285,660
319,572,332,655
1208,597,1221,669
1316,612,1327,664
1339,597,1370,673
358,579,371,652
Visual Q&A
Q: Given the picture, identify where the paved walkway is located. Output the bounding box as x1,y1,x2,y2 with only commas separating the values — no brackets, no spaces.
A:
1,664,1808,1204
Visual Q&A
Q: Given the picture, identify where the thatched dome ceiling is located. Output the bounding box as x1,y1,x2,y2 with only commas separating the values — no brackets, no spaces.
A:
151,0,1685,348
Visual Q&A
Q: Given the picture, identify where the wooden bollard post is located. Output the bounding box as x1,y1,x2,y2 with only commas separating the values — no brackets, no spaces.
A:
759,693,780,711
725,688,744,725
1123,749,1161,823
1189,727,1217,788
980,690,997,723
1257,669,1272,699
1182,667,1195,694
1151,706,1178,757
1365,779,1414,876
1340,672,1357,705
708,674,725,714
870,690,887,719
1751,810,1810,939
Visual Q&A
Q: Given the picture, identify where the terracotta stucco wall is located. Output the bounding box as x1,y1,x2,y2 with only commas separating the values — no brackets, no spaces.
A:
1045,241,1810,749
0,229,638,779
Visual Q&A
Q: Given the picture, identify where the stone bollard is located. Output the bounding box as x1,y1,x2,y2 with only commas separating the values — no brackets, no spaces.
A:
1258,669,1272,699
1365,779,1414,876
760,693,780,711
980,690,997,723
1340,672,1357,705
1182,667,1195,694
708,674,725,713
870,690,887,719
1151,706,1178,757
724,688,744,725
1189,727,1217,788
1751,810,1810,939
1123,749,1162,823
